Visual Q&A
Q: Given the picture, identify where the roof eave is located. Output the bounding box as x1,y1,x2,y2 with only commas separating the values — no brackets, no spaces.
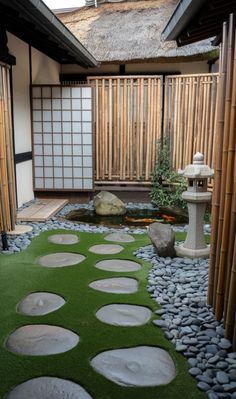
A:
0,0,99,67
161,0,206,41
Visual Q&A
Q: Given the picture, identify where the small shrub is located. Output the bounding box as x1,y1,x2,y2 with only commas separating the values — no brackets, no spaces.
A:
150,136,187,209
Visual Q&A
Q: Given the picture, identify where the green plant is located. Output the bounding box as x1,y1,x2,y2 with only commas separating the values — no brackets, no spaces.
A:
150,136,187,209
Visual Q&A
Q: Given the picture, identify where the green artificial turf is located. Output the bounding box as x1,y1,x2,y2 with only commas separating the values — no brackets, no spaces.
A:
0,230,207,399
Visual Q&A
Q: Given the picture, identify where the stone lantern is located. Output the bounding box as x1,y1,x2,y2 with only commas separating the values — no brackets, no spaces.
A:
175,152,214,258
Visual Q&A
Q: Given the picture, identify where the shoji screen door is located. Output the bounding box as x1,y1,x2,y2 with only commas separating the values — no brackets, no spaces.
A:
31,85,93,191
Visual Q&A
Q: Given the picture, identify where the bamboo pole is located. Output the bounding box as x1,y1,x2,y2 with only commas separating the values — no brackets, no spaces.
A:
117,78,120,179
150,79,156,167
127,79,130,180
139,78,144,180
130,78,134,181
136,79,141,179
145,78,151,180
3,67,16,230
108,79,112,180
101,79,105,180
225,237,236,342
95,80,100,180
123,78,127,180
223,28,236,323
113,80,117,180
208,23,228,306
215,15,234,318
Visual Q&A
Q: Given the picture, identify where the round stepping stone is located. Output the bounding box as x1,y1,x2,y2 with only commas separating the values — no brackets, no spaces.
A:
7,225,33,235
48,234,79,245
95,259,141,272
91,346,176,387
6,325,79,355
17,292,65,316
38,252,85,268
89,277,138,294
96,304,152,326
89,244,123,254
104,232,135,243
6,377,93,399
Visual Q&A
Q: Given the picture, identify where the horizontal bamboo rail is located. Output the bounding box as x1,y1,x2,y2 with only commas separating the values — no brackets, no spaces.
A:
208,14,236,351
88,76,163,183
0,64,16,232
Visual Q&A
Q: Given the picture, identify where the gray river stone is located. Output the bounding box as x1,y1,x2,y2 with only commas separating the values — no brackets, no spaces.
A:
38,252,85,268
104,232,135,243
89,244,124,254
95,259,141,272
89,277,138,294
6,324,79,355
48,234,79,245
17,292,65,316
96,304,152,326
6,377,92,399
91,346,176,387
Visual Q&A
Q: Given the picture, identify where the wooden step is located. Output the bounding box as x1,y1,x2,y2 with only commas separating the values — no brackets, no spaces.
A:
17,199,68,222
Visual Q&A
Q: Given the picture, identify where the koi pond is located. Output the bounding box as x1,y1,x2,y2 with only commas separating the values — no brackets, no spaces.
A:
66,207,188,228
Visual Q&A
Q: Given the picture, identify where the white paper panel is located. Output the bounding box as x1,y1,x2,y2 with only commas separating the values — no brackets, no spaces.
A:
32,85,93,190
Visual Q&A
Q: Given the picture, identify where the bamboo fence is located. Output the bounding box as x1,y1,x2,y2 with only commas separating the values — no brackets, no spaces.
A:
208,14,236,350
88,76,163,184
164,74,219,174
0,63,16,232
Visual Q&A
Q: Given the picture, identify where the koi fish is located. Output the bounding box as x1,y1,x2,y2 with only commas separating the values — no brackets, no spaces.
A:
124,217,164,223
161,214,176,223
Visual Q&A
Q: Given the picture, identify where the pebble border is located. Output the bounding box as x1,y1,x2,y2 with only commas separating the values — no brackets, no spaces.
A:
134,245,236,399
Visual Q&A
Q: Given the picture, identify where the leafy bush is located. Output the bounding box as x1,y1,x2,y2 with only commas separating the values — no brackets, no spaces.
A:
150,137,187,209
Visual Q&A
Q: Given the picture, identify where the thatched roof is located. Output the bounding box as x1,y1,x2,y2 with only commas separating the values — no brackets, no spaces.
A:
57,0,218,64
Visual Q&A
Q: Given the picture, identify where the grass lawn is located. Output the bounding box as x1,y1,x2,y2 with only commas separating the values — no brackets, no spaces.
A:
0,229,207,398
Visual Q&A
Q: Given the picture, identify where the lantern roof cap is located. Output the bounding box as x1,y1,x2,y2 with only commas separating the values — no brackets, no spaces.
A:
178,153,214,179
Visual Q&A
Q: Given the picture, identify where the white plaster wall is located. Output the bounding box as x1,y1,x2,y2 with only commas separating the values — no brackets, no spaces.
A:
125,61,210,74
7,33,32,155
7,33,61,208
32,47,60,84
61,61,210,76
16,162,34,208
62,63,120,75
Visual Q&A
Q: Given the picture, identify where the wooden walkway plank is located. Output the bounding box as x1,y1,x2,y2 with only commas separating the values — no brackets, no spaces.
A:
17,199,68,222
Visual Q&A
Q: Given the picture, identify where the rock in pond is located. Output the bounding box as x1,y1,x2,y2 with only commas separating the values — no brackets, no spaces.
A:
93,191,126,216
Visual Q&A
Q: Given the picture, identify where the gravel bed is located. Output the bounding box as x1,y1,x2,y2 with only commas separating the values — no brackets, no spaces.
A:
134,244,236,399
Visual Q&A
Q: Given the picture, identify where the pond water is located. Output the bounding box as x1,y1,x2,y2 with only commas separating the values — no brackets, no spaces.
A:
66,207,188,228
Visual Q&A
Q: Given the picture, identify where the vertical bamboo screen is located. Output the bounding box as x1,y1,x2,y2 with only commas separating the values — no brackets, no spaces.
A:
208,14,236,350
88,76,163,184
164,74,219,171
0,63,16,232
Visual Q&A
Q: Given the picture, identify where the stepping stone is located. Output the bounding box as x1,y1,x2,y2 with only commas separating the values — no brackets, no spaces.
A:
38,252,85,268
96,304,152,326
104,232,135,243
17,292,65,316
89,277,138,294
6,377,93,399
6,325,79,355
7,225,33,235
89,244,123,254
48,234,79,245
91,346,176,387
95,259,141,272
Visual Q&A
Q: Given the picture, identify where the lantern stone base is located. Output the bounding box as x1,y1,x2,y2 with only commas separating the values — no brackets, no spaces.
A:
175,243,210,259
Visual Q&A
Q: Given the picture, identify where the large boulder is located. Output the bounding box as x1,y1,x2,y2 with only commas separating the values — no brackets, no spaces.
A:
93,191,126,216
148,222,176,258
